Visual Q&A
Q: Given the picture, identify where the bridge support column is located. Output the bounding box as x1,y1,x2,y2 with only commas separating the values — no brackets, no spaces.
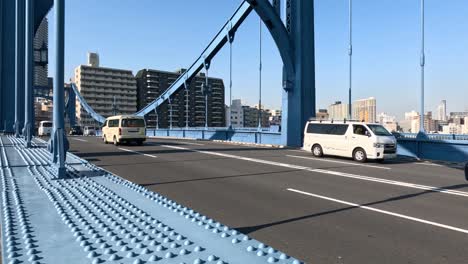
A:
49,0,69,178
281,0,315,147
0,0,18,133
23,0,34,147
67,87,76,127
15,0,25,137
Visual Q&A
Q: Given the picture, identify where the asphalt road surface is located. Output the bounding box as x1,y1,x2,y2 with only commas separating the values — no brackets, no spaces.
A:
68,136,468,264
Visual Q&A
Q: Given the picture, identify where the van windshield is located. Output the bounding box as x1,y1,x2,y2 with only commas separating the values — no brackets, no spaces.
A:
367,125,392,136
41,122,52,128
122,119,145,127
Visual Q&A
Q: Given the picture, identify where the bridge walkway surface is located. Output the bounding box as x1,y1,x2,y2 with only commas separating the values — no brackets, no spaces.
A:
68,136,468,264
0,135,301,264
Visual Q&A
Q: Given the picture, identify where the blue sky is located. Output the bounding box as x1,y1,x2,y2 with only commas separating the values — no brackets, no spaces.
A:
48,0,468,120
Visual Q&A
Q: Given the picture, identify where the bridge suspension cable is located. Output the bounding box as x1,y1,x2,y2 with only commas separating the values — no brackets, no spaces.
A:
184,76,189,128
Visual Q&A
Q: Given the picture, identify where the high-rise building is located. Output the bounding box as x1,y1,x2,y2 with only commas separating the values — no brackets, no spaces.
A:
228,99,244,127
436,100,447,121
405,110,419,120
327,101,349,120
378,112,398,132
410,111,438,133
88,52,99,67
442,123,463,134
269,109,282,126
464,117,468,134
226,99,271,128
74,53,137,126
316,109,329,120
135,69,225,128
352,97,376,123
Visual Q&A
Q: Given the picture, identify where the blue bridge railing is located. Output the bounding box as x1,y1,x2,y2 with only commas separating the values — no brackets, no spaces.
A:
399,133,468,141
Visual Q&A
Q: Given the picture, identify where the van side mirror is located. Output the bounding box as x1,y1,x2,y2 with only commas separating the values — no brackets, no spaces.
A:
365,131,371,137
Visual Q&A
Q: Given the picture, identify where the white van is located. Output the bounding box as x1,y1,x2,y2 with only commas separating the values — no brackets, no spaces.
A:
102,115,146,145
303,120,397,162
38,121,53,136
83,126,96,136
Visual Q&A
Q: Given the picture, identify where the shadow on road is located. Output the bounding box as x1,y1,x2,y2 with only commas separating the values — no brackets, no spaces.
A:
71,146,282,158
235,183,468,235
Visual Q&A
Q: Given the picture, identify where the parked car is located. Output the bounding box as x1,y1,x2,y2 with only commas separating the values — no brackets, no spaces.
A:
83,126,96,136
303,120,397,162
38,121,52,136
102,115,146,145
69,126,83,136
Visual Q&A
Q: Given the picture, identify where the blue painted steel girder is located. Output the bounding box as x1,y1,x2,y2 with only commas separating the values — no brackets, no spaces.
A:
34,0,53,32
0,0,17,132
0,0,53,133
289,0,316,147
66,86,76,127
49,0,69,178
248,0,315,147
15,0,26,137
24,0,35,146
246,0,295,80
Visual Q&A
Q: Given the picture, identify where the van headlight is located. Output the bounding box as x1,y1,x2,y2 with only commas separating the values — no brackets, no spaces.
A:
373,143,384,148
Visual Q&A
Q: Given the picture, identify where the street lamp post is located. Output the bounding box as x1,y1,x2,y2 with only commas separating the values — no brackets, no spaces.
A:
257,18,263,131
418,0,426,135
348,0,352,120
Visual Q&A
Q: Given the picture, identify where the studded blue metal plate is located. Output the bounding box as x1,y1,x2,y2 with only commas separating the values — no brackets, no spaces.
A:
0,136,303,264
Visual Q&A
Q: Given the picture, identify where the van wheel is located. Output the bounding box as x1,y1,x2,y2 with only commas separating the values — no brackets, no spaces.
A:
353,148,367,163
312,144,323,157
103,135,108,144
113,136,119,146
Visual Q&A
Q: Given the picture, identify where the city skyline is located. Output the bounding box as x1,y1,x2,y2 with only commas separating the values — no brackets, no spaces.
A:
47,0,468,119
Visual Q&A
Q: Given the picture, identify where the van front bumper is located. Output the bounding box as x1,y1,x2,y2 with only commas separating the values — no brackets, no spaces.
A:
369,148,397,160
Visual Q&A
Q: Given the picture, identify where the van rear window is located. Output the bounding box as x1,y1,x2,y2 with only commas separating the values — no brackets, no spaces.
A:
307,124,348,135
41,122,52,128
122,119,145,127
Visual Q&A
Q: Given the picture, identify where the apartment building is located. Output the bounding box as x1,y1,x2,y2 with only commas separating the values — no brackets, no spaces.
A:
227,99,244,127
328,101,349,120
269,109,282,126
74,53,137,125
135,68,225,128
353,97,377,123
316,109,329,120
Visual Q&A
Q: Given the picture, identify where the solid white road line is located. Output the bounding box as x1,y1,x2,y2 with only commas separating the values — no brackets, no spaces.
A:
118,148,157,158
286,154,391,170
414,162,444,167
72,138,88,142
287,188,468,235
159,144,468,198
